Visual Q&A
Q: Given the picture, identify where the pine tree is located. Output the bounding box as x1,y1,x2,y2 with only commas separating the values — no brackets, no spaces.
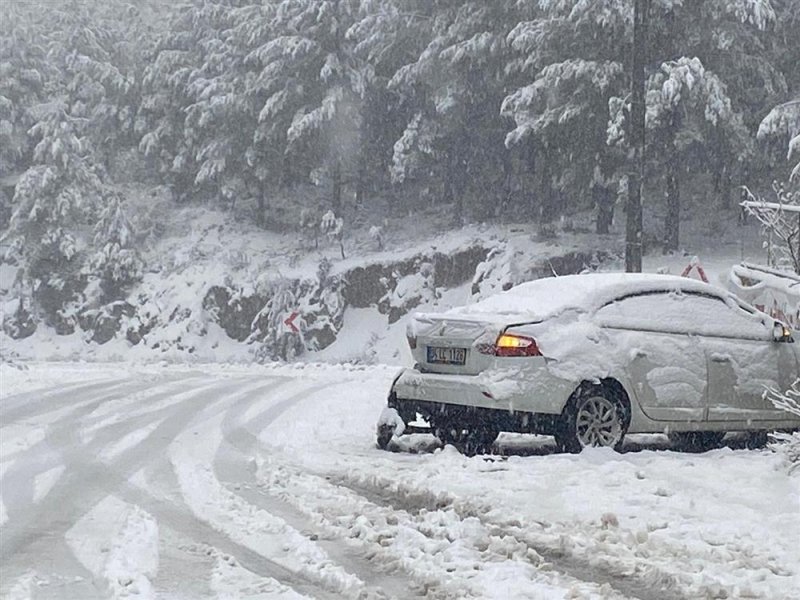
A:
40,1,157,172
137,2,213,200
182,0,264,213
758,99,800,182
609,56,750,251
5,106,109,321
247,0,367,216
0,5,55,182
503,1,628,228
382,1,516,222
88,193,143,302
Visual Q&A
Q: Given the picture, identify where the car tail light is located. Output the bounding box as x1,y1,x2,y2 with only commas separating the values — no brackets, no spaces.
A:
407,335,417,350
493,333,542,357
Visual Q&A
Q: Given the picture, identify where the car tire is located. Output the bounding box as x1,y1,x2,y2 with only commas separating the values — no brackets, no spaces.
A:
556,384,628,454
376,424,395,450
668,431,725,452
435,424,499,457
744,430,769,450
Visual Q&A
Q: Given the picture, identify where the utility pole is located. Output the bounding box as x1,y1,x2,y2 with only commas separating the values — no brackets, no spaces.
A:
626,0,650,272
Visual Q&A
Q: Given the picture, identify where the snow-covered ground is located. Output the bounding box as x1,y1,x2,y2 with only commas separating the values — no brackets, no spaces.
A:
1,363,797,599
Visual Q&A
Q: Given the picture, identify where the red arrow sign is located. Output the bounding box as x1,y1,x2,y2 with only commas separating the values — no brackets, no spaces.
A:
284,311,300,334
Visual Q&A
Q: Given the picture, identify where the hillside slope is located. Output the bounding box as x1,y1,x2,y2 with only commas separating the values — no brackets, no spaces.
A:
1,199,766,365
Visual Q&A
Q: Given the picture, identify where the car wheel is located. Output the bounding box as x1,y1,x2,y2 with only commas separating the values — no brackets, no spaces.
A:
744,430,769,450
376,424,395,450
668,431,725,452
557,385,628,453
435,424,499,456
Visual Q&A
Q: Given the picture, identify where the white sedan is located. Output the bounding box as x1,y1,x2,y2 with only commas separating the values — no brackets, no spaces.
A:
377,273,800,454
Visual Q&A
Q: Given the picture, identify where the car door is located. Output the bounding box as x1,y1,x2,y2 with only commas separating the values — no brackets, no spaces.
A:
595,292,709,422
694,296,799,421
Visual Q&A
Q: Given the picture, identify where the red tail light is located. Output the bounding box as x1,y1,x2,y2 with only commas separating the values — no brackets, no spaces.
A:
493,333,541,357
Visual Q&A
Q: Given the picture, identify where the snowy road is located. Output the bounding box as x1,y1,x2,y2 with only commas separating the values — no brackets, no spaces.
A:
1,364,798,599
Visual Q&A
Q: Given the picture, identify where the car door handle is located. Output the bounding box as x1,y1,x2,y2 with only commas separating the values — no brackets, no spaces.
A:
710,354,731,363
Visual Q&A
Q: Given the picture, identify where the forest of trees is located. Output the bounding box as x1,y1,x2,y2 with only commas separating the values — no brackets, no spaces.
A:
1,0,799,330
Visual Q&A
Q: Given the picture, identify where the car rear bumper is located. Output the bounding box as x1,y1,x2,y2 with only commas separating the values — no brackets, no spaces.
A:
391,367,572,415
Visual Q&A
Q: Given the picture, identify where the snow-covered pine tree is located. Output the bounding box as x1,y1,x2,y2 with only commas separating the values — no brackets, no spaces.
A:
758,99,800,183
182,1,264,214
503,1,628,229
137,2,214,200
601,0,779,250
0,6,55,189
320,209,345,258
609,56,749,251
5,106,109,325
38,0,159,174
653,0,785,211
344,0,414,207
241,0,368,217
87,193,143,303
384,1,515,223
368,223,384,249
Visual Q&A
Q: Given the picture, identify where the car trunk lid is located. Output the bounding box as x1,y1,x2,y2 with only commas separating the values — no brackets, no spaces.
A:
409,313,535,375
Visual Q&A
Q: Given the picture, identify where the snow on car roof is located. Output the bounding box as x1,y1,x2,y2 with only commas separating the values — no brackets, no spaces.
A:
441,272,730,321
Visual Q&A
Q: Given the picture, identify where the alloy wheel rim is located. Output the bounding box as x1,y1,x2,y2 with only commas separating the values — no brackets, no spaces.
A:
575,396,622,448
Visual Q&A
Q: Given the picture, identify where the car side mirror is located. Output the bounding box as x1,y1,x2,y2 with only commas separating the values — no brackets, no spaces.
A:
772,321,794,343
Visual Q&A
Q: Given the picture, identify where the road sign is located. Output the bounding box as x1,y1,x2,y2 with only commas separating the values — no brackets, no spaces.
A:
681,257,709,283
284,311,300,334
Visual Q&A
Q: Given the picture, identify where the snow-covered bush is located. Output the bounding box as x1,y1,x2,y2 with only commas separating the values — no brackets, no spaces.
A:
299,265,346,352
320,210,345,259
87,195,143,302
379,261,438,324
369,225,385,250
2,297,37,339
248,266,346,361
471,242,521,299
768,380,800,473
251,280,304,363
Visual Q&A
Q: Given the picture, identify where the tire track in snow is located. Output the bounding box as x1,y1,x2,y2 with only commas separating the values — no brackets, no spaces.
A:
115,482,341,600
1,378,139,424
0,376,252,594
0,377,211,599
67,377,354,599
328,472,688,600
1,372,390,600
129,377,348,600
258,448,687,600
256,459,535,600
1,377,208,525
213,378,425,599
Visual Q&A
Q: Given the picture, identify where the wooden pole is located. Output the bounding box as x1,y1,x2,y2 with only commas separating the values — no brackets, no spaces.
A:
626,0,650,272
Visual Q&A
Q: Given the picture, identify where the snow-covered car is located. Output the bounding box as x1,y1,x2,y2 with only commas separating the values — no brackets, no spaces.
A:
377,273,800,454
727,262,800,330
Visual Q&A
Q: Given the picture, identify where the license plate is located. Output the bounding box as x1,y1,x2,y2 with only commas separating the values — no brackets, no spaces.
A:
427,346,467,365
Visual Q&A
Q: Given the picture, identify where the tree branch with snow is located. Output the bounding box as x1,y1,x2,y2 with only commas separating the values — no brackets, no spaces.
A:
741,182,800,274
767,379,800,473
